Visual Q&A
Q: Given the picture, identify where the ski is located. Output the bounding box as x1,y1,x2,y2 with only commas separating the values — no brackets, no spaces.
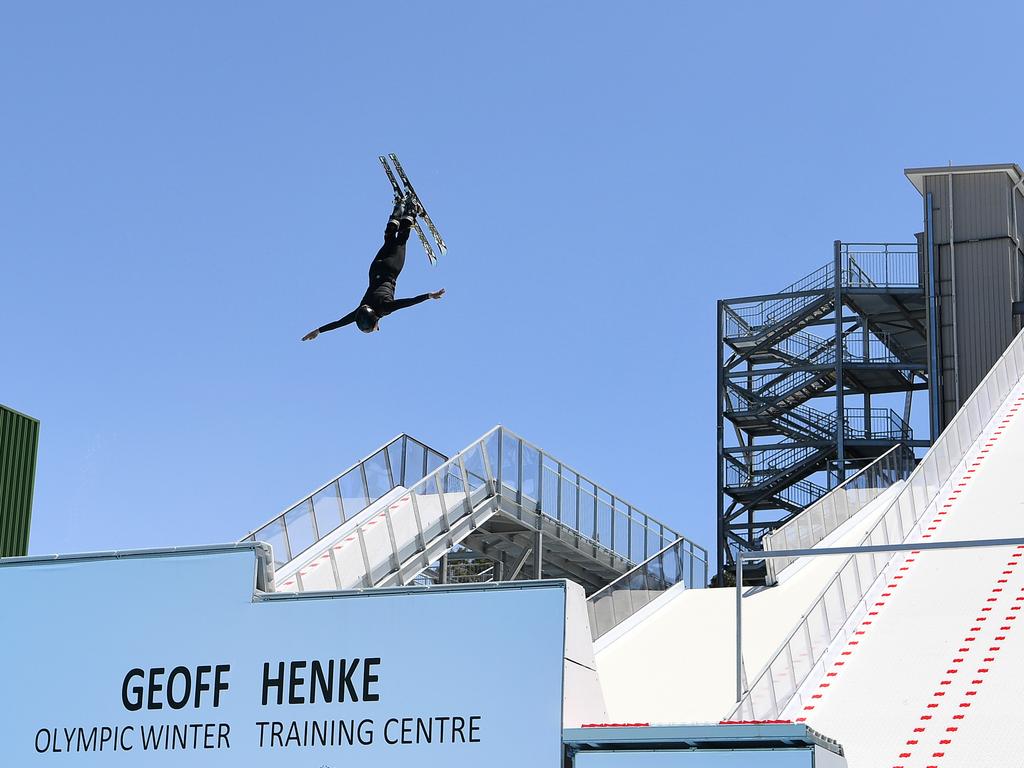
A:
378,155,436,265
388,153,447,256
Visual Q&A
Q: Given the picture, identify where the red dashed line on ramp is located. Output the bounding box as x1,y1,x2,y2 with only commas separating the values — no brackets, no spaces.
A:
887,394,1021,767
795,395,1021,768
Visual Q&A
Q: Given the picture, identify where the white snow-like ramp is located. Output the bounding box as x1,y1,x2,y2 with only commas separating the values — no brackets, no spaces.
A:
733,328,1024,767
789,383,1024,766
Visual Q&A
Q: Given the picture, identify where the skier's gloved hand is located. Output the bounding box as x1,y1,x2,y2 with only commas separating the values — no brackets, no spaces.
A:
429,289,446,300
301,329,320,341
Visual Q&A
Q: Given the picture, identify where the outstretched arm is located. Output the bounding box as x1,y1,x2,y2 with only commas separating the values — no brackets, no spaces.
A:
385,288,445,314
301,309,358,340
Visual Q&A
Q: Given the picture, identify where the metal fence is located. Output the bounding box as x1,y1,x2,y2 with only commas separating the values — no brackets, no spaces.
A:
265,427,700,592
241,434,447,568
722,244,920,338
587,537,707,639
496,427,684,564
724,445,821,490
840,333,904,364
840,242,921,289
762,444,917,581
777,479,828,510
731,326,1024,721
827,408,911,441
724,411,911,492
738,367,830,402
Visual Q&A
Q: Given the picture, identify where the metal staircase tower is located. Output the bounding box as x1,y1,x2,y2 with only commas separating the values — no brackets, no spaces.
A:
716,241,933,581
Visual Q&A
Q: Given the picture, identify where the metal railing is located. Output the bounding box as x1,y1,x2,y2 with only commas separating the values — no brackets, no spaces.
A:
496,427,684,563
777,263,834,296
729,334,908,405
728,337,842,406
762,444,917,581
836,408,911,441
724,391,831,429
728,367,829,405
729,348,913,415
724,445,822,490
270,427,697,591
446,562,497,584
840,242,921,289
724,293,830,338
726,390,910,443
752,368,833,404
731,326,1024,721
723,244,920,338
587,537,708,639
763,329,834,364
410,552,498,586
777,405,838,441
840,334,904,364
819,407,911,442
241,434,447,568
734,536,1024,706
727,264,835,335
777,479,828,510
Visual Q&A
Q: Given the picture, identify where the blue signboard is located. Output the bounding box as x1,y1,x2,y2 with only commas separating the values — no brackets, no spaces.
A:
0,546,566,766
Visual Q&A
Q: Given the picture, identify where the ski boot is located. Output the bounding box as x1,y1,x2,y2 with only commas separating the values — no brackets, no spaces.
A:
401,194,424,226
388,194,406,228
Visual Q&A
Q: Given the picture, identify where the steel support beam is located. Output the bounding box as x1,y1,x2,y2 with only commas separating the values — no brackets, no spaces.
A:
718,241,933,580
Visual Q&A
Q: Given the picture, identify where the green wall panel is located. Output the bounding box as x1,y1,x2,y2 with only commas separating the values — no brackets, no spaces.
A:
0,405,39,557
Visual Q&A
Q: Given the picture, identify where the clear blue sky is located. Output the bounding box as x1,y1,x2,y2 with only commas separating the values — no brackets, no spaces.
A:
3,2,1023,559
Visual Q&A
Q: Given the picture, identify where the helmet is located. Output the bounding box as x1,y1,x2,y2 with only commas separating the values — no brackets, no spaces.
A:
355,305,378,333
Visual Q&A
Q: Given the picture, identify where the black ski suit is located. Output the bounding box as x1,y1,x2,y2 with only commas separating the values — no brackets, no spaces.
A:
316,217,430,334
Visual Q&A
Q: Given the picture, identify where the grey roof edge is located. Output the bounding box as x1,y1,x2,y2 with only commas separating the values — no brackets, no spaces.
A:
0,541,277,593
904,163,1024,194
562,723,843,756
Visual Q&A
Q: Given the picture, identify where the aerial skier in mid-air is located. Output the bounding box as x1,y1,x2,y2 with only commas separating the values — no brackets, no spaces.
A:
302,154,447,340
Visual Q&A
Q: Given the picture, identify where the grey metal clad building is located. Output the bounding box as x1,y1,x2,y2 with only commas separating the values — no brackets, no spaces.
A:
906,164,1024,430
0,404,39,557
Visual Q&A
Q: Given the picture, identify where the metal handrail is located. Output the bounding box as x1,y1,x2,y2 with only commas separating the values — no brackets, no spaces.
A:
240,433,447,567
724,445,822,481
761,443,916,581
729,334,908,406
731,326,1024,721
726,391,909,441
589,537,691,603
277,427,505,589
735,536,1024,705
770,330,837,362
495,427,692,562
777,479,828,509
587,536,707,639
272,426,702,593
840,242,920,289
723,244,920,337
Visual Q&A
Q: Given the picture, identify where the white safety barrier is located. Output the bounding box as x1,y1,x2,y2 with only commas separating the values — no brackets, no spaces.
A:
733,327,1024,721
763,444,916,583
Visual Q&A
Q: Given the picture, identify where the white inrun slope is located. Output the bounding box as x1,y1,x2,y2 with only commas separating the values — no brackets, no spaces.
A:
794,382,1024,767
275,485,489,592
595,482,904,723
